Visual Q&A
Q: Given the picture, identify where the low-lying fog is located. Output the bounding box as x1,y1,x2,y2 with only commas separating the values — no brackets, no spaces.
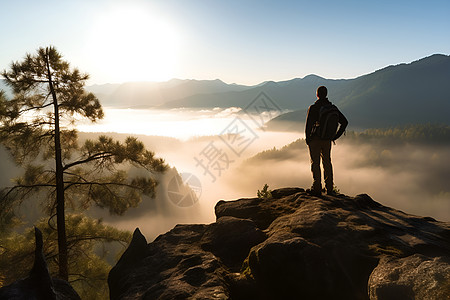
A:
2,107,449,241
79,107,303,239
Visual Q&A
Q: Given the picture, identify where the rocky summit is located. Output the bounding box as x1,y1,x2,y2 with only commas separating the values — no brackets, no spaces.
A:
108,188,450,300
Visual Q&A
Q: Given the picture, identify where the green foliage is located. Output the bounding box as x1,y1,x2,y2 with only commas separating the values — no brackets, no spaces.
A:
0,215,131,299
2,47,103,121
79,135,166,173
0,189,22,233
0,230,32,286
332,185,340,194
257,184,272,200
0,47,102,166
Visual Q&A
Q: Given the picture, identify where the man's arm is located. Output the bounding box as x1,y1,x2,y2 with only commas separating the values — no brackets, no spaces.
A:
333,110,348,140
305,106,313,145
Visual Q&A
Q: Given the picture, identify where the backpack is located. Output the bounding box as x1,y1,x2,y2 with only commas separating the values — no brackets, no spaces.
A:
312,104,340,140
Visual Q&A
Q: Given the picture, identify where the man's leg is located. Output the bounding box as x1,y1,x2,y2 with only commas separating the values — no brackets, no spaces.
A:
321,140,334,193
308,140,322,192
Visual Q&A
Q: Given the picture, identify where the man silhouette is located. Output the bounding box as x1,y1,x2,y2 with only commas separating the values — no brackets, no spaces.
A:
305,86,347,195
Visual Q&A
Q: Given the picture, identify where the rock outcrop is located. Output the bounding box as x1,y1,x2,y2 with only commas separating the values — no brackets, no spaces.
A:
0,228,81,300
108,188,450,299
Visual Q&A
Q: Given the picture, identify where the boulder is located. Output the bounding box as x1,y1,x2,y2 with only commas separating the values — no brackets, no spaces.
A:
368,254,450,299
200,216,266,271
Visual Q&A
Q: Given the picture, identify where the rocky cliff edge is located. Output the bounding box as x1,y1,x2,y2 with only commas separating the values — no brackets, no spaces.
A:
108,188,450,300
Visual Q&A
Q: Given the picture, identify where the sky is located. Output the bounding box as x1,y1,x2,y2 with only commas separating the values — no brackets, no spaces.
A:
1,0,449,85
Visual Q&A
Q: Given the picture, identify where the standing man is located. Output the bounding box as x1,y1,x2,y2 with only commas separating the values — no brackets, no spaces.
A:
305,86,348,196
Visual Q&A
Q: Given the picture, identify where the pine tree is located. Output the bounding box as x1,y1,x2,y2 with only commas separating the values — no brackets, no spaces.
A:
0,46,167,280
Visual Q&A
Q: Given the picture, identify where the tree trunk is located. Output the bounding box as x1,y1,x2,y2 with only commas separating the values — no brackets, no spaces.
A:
46,48,69,280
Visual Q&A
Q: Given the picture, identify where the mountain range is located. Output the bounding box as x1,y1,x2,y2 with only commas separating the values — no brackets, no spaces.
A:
85,79,251,108
2,54,449,128
87,54,450,128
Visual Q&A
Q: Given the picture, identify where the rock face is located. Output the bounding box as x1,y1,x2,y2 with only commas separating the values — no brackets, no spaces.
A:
0,228,81,300
108,188,450,300
368,254,450,299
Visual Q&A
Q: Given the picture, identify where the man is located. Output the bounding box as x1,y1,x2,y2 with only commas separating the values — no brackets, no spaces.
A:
305,86,348,196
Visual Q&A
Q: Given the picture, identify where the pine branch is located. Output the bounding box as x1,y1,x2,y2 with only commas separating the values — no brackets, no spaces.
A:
64,180,143,191
67,235,127,243
16,102,54,114
63,152,115,171
1,183,56,200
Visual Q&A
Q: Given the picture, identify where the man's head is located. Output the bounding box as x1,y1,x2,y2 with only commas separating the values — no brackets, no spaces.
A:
316,86,327,99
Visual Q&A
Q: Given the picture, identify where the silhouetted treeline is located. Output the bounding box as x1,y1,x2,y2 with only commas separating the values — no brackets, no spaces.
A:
246,124,450,165
246,139,308,163
344,124,450,145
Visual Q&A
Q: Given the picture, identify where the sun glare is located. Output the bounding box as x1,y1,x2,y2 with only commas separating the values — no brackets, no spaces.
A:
87,5,180,83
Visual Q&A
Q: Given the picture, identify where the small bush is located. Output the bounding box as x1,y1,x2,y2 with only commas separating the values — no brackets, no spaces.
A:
257,184,272,200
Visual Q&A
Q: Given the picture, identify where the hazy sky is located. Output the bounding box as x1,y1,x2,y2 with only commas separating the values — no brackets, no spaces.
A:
1,0,449,85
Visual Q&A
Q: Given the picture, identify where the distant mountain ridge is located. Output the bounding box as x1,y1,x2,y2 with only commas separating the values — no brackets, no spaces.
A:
160,74,347,110
3,54,450,128
266,54,450,128
85,79,251,108
87,54,450,128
